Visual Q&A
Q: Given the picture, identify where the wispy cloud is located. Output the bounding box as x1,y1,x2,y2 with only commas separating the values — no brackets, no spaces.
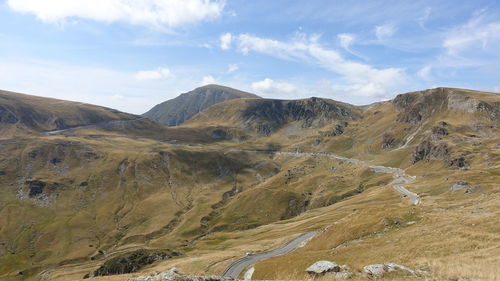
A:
227,64,239,73
200,75,216,85
135,67,174,81
220,32,233,50
235,32,406,98
443,13,500,57
7,0,225,30
374,23,397,41
417,65,432,81
251,78,296,94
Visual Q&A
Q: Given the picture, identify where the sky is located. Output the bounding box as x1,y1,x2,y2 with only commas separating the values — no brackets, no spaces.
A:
0,0,499,114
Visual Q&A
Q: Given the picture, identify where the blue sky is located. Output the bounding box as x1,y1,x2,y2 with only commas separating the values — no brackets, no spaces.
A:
0,0,499,114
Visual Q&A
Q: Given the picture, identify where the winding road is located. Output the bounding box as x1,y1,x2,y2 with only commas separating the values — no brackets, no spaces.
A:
222,231,317,278
221,150,420,278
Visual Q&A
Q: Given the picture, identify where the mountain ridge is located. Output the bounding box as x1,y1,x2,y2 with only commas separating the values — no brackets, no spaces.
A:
143,84,261,126
0,86,498,281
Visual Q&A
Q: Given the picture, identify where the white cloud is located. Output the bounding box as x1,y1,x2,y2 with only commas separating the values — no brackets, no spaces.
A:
443,14,500,56
7,0,225,30
236,33,405,98
134,67,174,81
417,65,432,80
251,78,296,94
227,64,239,73
338,33,355,50
418,7,432,29
200,75,216,85
0,59,185,114
375,23,397,40
220,32,233,50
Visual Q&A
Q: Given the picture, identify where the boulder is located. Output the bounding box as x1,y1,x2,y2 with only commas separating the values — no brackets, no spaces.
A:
306,260,341,274
306,261,352,279
450,181,469,191
364,262,416,279
364,264,385,278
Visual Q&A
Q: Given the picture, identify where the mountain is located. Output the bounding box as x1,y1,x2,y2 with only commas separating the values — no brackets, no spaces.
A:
143,84,260,126
0,87,498,281
0,89,137,136
187,97,361,136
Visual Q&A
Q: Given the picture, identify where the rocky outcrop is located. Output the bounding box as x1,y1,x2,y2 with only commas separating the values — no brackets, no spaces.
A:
306,261,352,279
411,140,450,163
143,85,260,126
412,140,469,168
431,126,448,137
448,94,500,120
86,250,181,278
306,260,340,274
446,156,468,168
450,181,469,190
393,88,448,123
322,122,349,137
0,105,18,124
450,181,481,194
363,262,416,279
243,98,359,136
381,133,396,149
25,180,47,197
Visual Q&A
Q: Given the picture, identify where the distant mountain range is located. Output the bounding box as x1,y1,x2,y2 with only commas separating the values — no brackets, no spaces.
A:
143,84,260,126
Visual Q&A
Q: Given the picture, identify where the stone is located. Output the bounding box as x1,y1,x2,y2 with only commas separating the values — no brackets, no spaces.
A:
306,260,341,274
364,264,385,278
331,265,352,280
431,126,448,136
364,262,416,278
465,186,481,194
383,262,416,275
450,181,469,191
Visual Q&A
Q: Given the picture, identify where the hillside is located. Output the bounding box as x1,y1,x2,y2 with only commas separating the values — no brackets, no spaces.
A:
0,90,138,137
0,87,498,281
143,85,261,126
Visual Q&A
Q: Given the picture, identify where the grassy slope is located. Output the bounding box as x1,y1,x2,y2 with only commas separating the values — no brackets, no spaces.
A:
0,90,137,136
0,88,498,280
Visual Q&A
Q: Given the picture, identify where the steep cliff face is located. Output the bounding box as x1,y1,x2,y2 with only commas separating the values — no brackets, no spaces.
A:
189,97,361,136
143,85,260,126
242,97,358,135
393,87,500,124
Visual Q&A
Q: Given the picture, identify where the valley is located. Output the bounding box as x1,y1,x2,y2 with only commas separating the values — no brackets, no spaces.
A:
0,86,498,281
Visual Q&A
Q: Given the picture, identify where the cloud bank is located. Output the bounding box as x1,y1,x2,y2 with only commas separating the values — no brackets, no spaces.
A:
7,0,225,29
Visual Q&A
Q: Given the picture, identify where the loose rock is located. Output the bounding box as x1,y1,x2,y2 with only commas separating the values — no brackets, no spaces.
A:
364,262,416,279
450,181,469,191
306,260,341,274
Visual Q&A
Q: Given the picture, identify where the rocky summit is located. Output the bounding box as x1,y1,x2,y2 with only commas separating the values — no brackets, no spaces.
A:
143,85,260,127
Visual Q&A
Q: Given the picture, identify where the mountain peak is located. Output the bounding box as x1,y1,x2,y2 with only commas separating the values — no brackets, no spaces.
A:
143,85,260,126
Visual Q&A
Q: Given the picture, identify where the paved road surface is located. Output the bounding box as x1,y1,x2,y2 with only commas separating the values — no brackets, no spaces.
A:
222,231,317,278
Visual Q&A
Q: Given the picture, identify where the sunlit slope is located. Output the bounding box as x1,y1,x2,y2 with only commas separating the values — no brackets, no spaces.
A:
0,87,498,280
0,90,137,136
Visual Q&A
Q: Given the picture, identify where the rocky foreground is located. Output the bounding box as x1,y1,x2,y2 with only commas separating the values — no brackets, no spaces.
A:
124,261,420,281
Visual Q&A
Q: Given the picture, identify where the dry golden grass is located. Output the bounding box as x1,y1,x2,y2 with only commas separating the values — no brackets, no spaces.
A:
0,88,499,281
